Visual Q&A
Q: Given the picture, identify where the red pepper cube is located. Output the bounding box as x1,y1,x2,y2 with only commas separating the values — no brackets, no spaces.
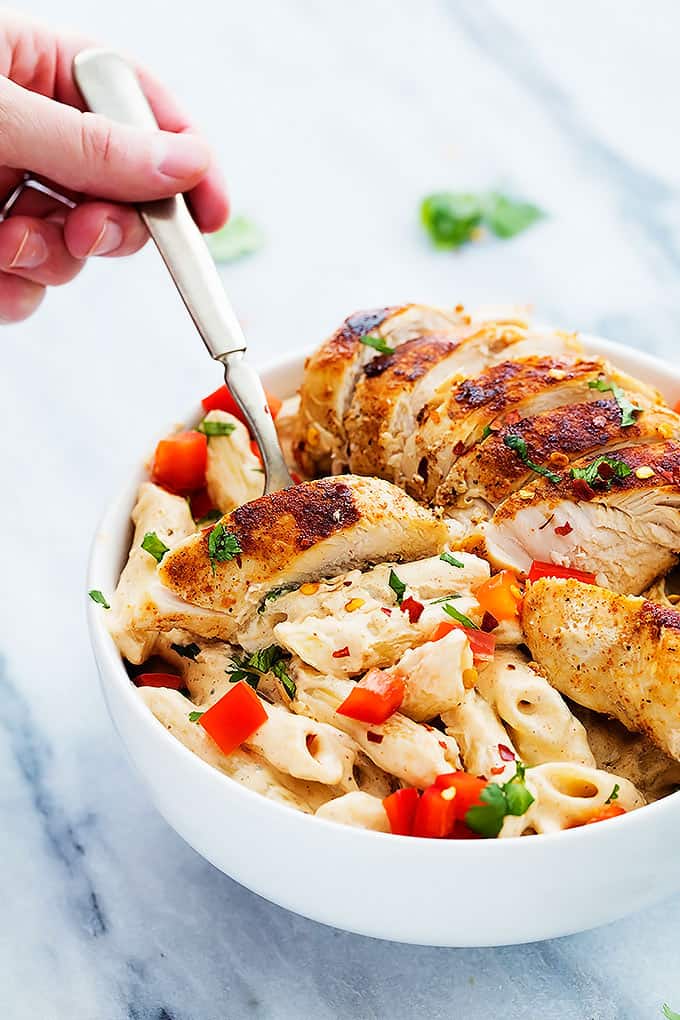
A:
412,785,458,838
434,771,488,820
202,384,282,423
383,788,419,836
336,669,405,725
134,672,183,690
199,681,268,755
400,596,424,623
152,430,207,494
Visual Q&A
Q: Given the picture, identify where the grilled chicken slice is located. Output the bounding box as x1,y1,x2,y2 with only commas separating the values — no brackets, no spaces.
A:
294,304,472,476
480,440,680,593
158,475,447,639
522,578,680,760
410,356,659,503
438,397,680,522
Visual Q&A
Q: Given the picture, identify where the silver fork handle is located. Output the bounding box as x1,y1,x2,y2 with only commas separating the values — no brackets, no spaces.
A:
72,47,292,494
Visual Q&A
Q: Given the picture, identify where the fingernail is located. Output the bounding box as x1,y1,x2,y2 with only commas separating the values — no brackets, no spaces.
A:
89,219,124,256
10,229,48,269
156,133,211,180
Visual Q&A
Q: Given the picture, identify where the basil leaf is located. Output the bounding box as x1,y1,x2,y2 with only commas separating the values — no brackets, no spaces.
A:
208,524,242,573
198,419,237,437
420,192,484,249
465,783,507,838
442,603,478,630
141,531,170,563
206,215,264,263
440,551,464,568
588,377,641,427
188,711,203,723
360,334,395,355
88,589,110,609
171,642,201,661
388,568,406,605
483,192,544,239
605,783,620,805
503,434,562,484
257,583,300,614
571,455,632,488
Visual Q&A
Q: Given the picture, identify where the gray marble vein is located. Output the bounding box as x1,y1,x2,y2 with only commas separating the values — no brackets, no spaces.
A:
2,1,680,1018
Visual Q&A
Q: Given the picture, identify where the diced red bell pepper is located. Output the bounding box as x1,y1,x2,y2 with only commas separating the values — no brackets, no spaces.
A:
450,820,483,840
152,430,207,494
401,595,424,623
250,439,263,464
189,486,216,522
434,771,488,819
527,560,596,585
199,680,267,755
383,788,419,836
430,621,496,662
413,785,458,838
336,669,405,725
475,570,522,622
134,672,183,690
584,803,627,825
202,384,282,423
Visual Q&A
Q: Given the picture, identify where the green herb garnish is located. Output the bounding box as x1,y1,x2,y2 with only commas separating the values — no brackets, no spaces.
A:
141,531,170,563
605,783,620,805
442,603,479,630
88,589,110,609
481,424,493,440
207,524,242,574
171,642,201,661
465,761,535,837
588,377,641,427
663,1006,680,1020
503,434,562,484
420,191,543,250
440,551,464,568
206,215,264,263
360,334,395,356
226,645,295,699
197,418,237,437
257,584,300,614
196,508,223,526
188,711,203,723
430,593,462,603
571,455,632,489
388,568,407,605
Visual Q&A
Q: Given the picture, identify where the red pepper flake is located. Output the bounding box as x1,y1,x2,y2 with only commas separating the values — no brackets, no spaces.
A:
554,521,573,536
572,478,595,501
380,607,392,616
332,646,350,659
453,440,466,456
367,731,384,744
401,596,424,623
481,611,498,632
438,740,448,751
657,467,674,484
597,460,615,481
498,743,515,761
422,723,434,732
490,766,505,775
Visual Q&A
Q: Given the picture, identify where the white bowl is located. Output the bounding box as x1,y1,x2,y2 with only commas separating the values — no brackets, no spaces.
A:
88,335,680,947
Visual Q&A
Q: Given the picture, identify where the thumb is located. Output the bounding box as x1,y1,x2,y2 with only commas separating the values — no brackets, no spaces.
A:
0,76,213,202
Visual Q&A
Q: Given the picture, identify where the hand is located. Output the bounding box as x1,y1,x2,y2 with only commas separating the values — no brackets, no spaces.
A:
0,13,229,322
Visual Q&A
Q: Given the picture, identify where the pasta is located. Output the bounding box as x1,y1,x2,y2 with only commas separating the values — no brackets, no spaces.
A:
204,410,264,512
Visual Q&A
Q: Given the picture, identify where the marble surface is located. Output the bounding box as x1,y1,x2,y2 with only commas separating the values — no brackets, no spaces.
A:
3,1,680,1017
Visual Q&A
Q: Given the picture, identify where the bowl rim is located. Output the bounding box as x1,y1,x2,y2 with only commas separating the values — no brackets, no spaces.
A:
87,330,680,855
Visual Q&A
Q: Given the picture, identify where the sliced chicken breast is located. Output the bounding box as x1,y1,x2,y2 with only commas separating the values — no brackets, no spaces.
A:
522,577,680,760
438,397,680,522
480,440,680,593
158,475,448,639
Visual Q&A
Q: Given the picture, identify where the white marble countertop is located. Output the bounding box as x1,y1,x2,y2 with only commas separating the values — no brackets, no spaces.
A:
3,1,680,1017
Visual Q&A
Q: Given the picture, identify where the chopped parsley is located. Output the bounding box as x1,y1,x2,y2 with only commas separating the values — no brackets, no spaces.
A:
88,589,110,609
605,783,620,805
197,418,237,437
141,531,170,563
257,583,300,614
206,215,264,263
588,377,641,427
663,1006,680,1020
503,434,561,484
196,508,223,525
388,568,407,605
226,645,295,700
360,334,395,356
442,603,479,630
481,424,493,440
571,454,632,489
171,642,201,661
440,551,464,569
420,191,543,250
207,524,241,574
188,711,203,723
430,593,462,603
465,761,535,837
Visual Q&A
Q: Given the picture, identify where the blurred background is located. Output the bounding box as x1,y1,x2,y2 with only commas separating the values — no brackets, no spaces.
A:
2,2,680,1018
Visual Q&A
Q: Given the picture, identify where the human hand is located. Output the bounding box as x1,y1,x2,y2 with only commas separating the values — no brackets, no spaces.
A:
0,13,229,322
